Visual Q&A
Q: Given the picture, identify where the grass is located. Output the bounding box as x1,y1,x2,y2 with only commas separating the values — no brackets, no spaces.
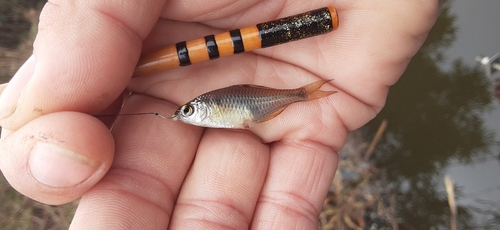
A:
0,175,77,230
318,120,397,229
0,0,39,83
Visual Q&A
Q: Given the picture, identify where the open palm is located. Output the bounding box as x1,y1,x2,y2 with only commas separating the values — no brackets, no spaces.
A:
0,0,438,229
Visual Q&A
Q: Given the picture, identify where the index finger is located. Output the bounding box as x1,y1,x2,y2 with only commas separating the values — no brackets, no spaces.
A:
0,0,166,130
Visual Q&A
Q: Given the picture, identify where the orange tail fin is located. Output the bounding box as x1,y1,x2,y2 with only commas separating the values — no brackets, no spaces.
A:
303,80,337,101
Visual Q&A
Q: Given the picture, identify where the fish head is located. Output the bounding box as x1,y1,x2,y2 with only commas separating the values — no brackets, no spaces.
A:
171,99,209,126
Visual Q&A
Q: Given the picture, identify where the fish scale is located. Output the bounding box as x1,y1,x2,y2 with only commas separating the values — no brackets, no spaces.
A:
205,86,306,122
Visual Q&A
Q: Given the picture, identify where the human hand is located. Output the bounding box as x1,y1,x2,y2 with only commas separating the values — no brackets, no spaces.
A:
0,0,438,229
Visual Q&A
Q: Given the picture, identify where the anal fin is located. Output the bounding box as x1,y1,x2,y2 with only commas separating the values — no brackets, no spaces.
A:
258,106,287,123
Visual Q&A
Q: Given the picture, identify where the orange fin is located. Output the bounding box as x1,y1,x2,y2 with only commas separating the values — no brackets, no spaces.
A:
302,80,337,101
259,106,287,123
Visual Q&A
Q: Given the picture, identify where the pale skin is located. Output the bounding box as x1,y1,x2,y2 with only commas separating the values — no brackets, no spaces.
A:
0,0,438,229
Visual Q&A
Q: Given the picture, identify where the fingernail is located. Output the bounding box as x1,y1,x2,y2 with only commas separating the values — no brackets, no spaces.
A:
0,55,35,119
29,142,101,187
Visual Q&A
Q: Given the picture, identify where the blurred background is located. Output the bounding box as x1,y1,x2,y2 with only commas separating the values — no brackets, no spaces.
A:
1,0,499,229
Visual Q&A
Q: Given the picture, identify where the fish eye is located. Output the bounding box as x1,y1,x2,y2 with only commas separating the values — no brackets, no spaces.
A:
180,105,194,116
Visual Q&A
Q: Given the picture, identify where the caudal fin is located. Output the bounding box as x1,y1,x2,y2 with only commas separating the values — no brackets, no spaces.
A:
303,80,337,101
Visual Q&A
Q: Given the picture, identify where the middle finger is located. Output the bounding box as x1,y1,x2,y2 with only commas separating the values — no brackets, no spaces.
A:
169,129,269,229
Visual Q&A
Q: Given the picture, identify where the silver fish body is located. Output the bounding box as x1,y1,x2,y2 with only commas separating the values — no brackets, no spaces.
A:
172,80,335,129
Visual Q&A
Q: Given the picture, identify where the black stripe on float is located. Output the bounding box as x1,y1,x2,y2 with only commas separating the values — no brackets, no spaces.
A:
204,35,220,59
176,41,191,66
229,29,244,54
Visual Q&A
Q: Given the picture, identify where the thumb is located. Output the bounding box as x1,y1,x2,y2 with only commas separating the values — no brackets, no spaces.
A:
0,112,114,204
0,0,167,204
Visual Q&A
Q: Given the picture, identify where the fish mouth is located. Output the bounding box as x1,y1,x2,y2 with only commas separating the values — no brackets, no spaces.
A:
171,114,178,120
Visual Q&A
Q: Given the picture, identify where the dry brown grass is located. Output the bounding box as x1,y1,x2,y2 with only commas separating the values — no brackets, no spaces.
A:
318,120,398,230
0,4,38,83
0,175,77,230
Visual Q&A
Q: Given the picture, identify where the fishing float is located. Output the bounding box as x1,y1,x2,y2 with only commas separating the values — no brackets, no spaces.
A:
133,6,339,77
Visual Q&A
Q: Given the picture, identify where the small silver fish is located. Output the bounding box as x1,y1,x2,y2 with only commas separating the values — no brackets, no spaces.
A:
172,80,336,128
